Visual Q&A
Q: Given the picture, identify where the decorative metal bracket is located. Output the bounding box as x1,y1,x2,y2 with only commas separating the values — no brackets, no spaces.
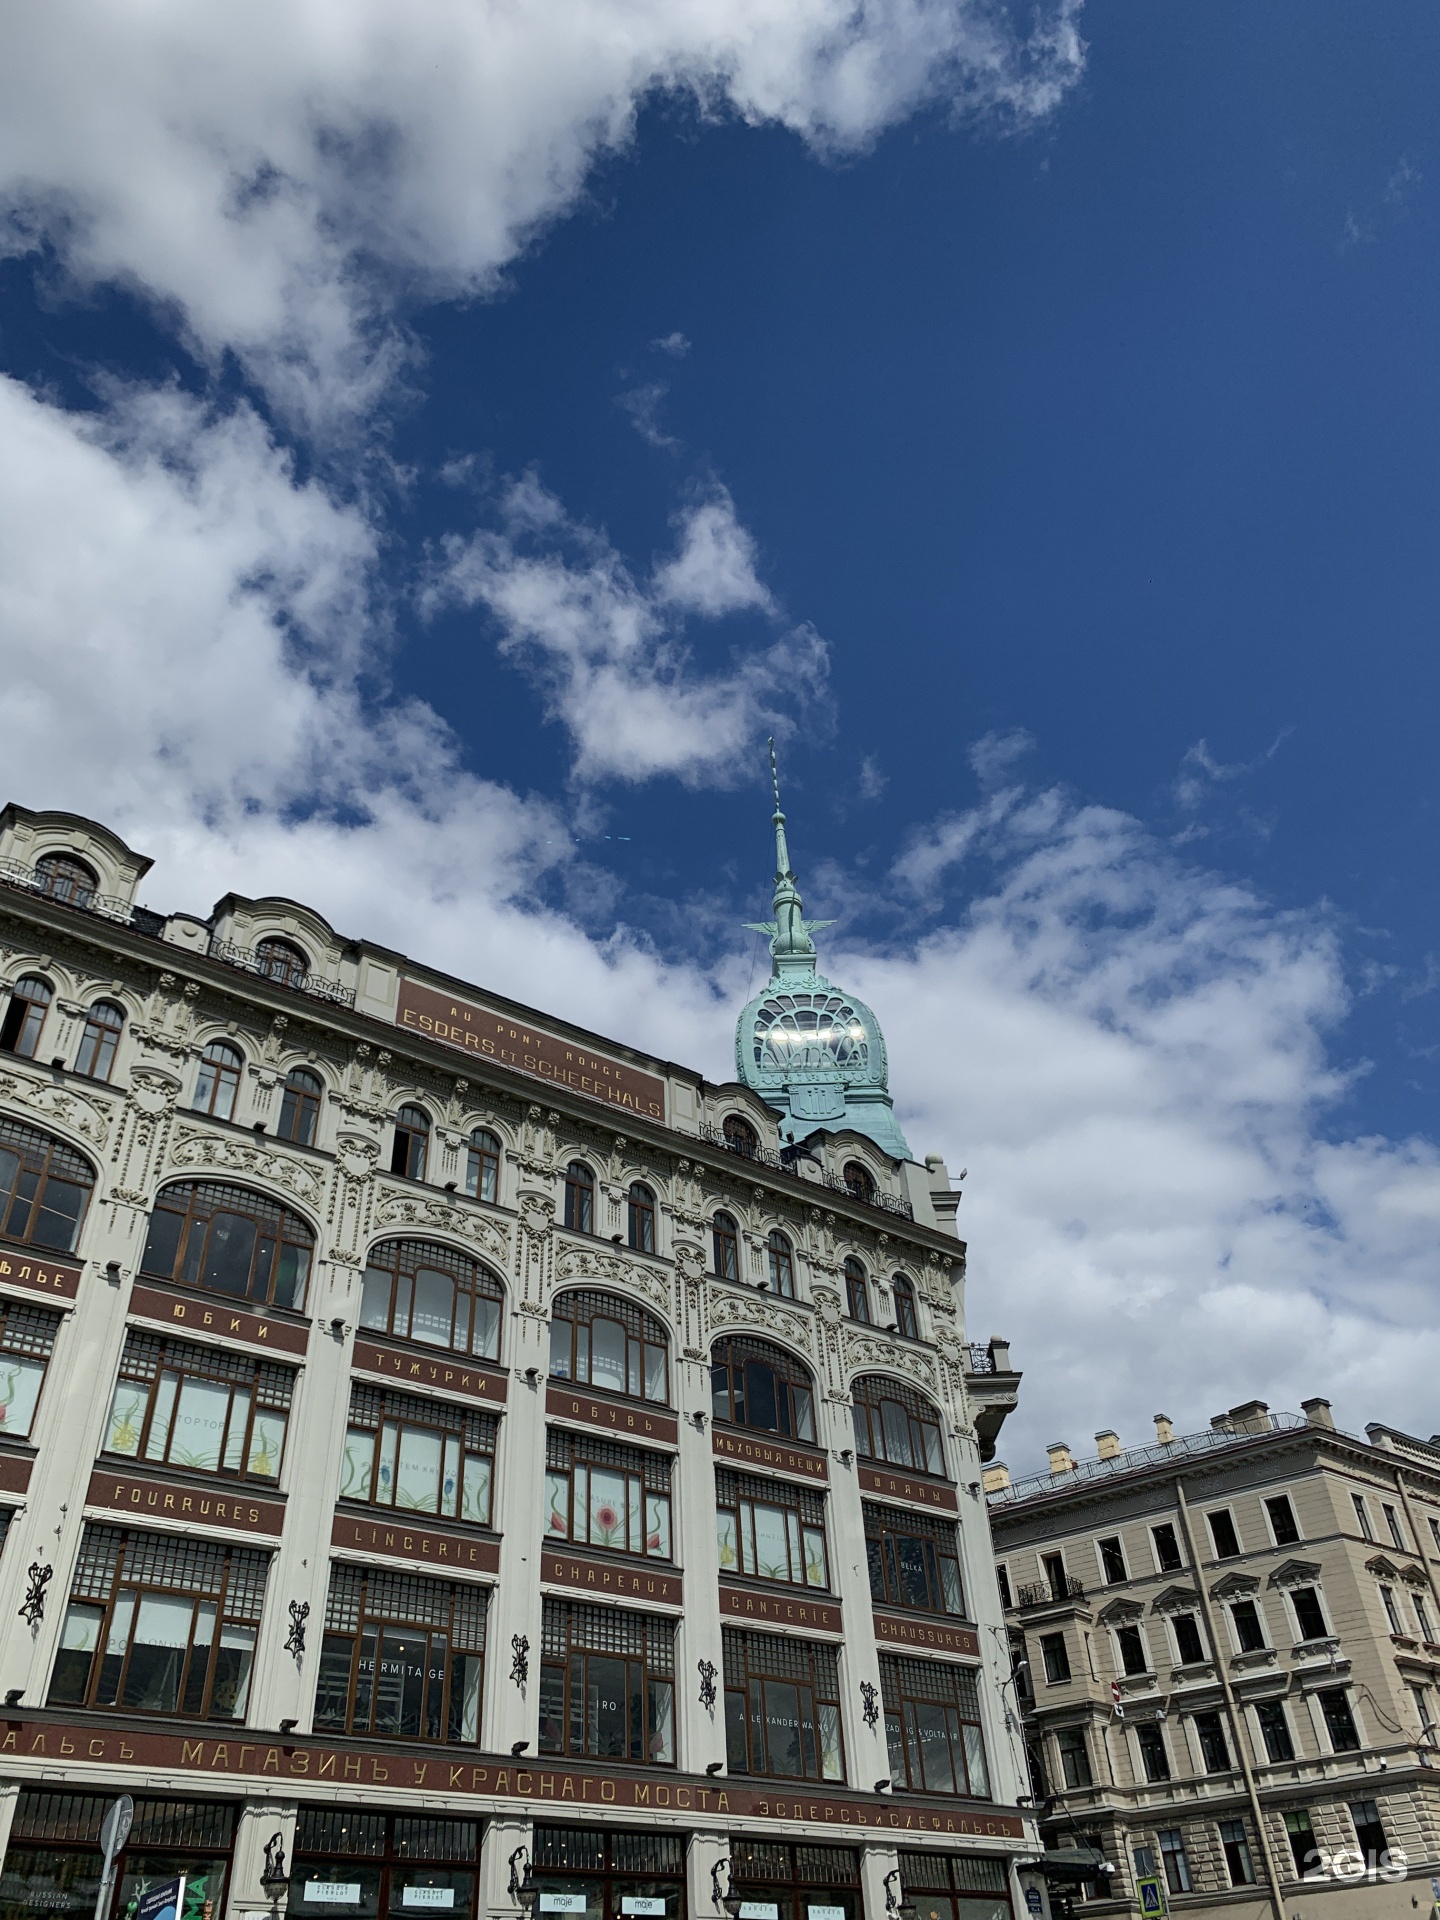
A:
698,1658,717,1714
510,1633,530,1687
285,1599,310,1656
260,1832,289,1903
18,1563,52,1628
860,1680,879,1729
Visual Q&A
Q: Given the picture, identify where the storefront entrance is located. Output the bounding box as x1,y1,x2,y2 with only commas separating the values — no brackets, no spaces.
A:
0,1791,234,1920
896,1850,1012,1920
729,1841,859,1920
532,1825,685,1920
288,1810,481,1920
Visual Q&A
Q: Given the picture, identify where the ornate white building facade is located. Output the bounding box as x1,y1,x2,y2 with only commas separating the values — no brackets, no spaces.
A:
0,801,1024,1920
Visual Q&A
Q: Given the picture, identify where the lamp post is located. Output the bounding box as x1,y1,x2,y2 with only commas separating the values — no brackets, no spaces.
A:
508,1846,537,1913
710,1859,743,1920
259,1834,289,1908
883,1871,916,1920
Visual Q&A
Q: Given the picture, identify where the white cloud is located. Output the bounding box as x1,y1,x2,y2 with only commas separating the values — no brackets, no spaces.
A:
651,332,692,357
0,0,1084,421
434,479,825,785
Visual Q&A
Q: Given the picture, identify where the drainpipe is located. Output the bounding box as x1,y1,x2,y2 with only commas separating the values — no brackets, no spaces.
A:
1173,1480,1288,1920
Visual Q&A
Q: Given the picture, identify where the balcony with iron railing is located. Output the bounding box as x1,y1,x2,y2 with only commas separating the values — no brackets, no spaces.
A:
697,1121,914,1217
1014,1574,1088,1610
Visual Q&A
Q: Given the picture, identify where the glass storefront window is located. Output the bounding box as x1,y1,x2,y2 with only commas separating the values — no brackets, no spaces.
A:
722,1630,845,1783
314,1567,488,1745
0,1298,61,1441
288,1811,479,1920
895,1852,1012,1920
715,1469,828,1589
538,1601,676,1766
864,1504,965,1617
880,1654,990,1798
532,1829,684,1920
0,1793,234,1920
729,1843,859,1920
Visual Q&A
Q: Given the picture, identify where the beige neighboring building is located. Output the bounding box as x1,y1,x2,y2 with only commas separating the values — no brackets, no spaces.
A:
985,1400,1440,1920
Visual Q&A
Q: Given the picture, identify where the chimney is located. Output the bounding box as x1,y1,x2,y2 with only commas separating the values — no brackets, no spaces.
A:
1302,1397,1335,1430
1095,1430,1121,1461
988,1337,1012,1373
983,1463,1011,1493
1153,1414,1175,1446
1046,1442,1075,1477
1366,1423,1396,1453
1227,1399,1271,1435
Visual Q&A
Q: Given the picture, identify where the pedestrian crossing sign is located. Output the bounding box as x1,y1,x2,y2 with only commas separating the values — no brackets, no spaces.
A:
1137,1877,1166,1917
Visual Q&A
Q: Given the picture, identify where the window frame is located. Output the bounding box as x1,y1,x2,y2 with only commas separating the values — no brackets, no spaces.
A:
255,938,310,989
539,1599,676,1768
1319,1686,1361,1753
1382,1503,1406,1551
1192,1709,1231,1773
850,1375,946,1477
103,1329,295,1485
192,1039,243,1122
1207,1508,1241,1559
1053,1727,1092,1792
723,1115,759,1158
1218,1820,1255,1887
891,1274,919,1340
314,1564,487,1747
546,1428,672,1563
340,1381,497,1527
766,1229,794,1298
1289,1584,1329,1643
712,1211,740,1280
726,1628,845,1784
74,1000,124,1083
1254,1699,1294,1764
465,1129,501,1204
1352,1492,1375,1541
550,1289,670,1406
1172,1612,1206,1666
716,1468,828,1591
1230,1598,1266,1653
710,1336,815,1443
842,1161,875,1204
1097,1536,1127,1585
1134,1721,1170,1783
1114,1623,1149,1677
276,1067,323,1147
1265,1494,1301,1545
1285,1809,1319,1878
1379,1585,1403,1635
0,1300,62,1442
140,1179,315,1312
1,975,54,1060
1151,1522,1183,1573
390,1105,431,1181
35,852,98,906
563,1162,595,1234
627,1183,656,1254
0,1115,96,1255
1349,1799,1389,1869
1158,1831,1191,1896
1040,1632,1071,1685
359,1238,504,1362
865,1502,965,1618
843,1257,870,1324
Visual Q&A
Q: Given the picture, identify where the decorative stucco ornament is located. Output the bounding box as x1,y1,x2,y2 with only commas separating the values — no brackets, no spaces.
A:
735,744,911,1161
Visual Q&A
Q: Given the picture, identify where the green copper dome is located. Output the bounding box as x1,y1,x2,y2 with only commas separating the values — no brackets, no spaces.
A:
734,747,911,1162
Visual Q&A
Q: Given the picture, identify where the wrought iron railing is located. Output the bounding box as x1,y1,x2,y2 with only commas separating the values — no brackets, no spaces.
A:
1014,1575,1087,1609
208,939,356,1008
987,1411,1313,1506
0,855,143,927
696,1124,913,1217
965,1344,997,1374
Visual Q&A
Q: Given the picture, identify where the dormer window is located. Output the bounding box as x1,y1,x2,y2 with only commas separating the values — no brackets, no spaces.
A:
255,938,309,989
843,1161,875,1204
35,852,97,907
723,1115,758,1158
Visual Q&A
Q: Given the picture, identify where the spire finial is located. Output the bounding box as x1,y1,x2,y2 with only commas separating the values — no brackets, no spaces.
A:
769,735,781,815
743,739,834,973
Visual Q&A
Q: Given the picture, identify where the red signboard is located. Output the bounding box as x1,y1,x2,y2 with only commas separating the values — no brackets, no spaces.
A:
719,1583,842,1636
0,1253,80,1301
546,1386,678,1448
0,1719,1026,1838
542,1551,682,1608
711,1428,828,1483
871,1611,979,1659
0,1457,33,1495
354,1339,508,1405
129,1284,309,1356
331,1510,501,1576
857,1466,958,1513
397,980,666,1123
87,1469,284,1539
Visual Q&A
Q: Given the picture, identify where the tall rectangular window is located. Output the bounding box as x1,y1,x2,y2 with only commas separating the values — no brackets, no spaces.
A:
1290,1586,1327,1641
864,1503,964,1616
1350,1800,1388,1868
1098,1537,1127,1584
103,1329,294,1481
1380,1587,1402,1635
0,1299,61,1442
1053,1728,1092,1792
722,1628,842,1783
1265,1495,1300,1545
1218,1820,1254,1886
1115,1624,1148,1676
1319,1688,1360,1753
547,1429,672,1561
996,1565,1012,1609
1430,1516,1440,1556
47,1525,268,1721
716,1469,826,1589
1193,1711,1231,1772
1284,1809,1319,1878
880,1653,990,1798
1255,1699,1294,1763
1135,1722,1170,1782
1352,1493,1374,1541
1040,1632,1071,1684
340,1383,495,1527
1230,1600,1265,1652
1383,1504,1406,1551
1207,1510,1240,1559
314,1564,486,1746
1414,1595,1433,1641
1151,1524,1183,1572
1158,1831,1191,1896
541,1600,676,1768
1172,1613,1205,1665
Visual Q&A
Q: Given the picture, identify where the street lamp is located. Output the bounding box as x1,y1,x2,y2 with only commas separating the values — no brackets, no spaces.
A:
711,1858,743,1920
259,1834,289,1907
508,1846,537,1913
883,1871,916,1920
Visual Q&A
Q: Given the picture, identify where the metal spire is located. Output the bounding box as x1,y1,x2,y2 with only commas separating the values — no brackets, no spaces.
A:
746,738,833,975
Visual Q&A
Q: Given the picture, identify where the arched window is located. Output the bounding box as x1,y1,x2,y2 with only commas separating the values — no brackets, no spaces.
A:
549,1290,669,1404
74,1001,124,1082
0,976,53,1060
628,1183,655,1254
35,852,97,907
277,1067,323,1146
564,1162,594,1234
141,1180,314,1311
193,1040,243,1121
851,1376,946,1477
0,1116,95,1252
844,1256,870,1324
766,1229,794,1298
360,1238,504,1361
391,1105,430,1180
255,937,309,989
465,1128,500,1203
711,1337,816,1442
712,1211,740,1281
843,1160,876,1205
723,1115,758,1158
892,1273,919,1340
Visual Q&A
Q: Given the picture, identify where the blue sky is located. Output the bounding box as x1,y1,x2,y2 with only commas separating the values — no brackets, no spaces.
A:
2,0,1438,1460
